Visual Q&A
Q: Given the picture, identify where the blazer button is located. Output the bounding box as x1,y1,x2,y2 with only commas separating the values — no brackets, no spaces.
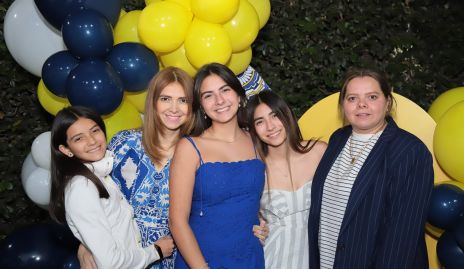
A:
337,243,345,251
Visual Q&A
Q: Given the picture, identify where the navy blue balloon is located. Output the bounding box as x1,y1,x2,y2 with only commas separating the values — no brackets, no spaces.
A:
428,184,464,230
62,254,80,269
0,223,78,269
42,50,79,97
34,0,122,30
62,9,114,59
66,59,123,115
107,42,159,92
454,218,464,251
437,231,464,269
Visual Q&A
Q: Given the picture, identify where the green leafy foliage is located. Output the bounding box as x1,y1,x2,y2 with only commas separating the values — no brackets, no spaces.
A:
0,0,462,239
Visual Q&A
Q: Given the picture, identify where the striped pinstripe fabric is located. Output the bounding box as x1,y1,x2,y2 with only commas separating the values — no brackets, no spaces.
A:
308,118,433,269
260,181,311,268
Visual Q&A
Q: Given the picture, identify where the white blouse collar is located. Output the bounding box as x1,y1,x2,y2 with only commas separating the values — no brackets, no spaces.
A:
84,150,114,178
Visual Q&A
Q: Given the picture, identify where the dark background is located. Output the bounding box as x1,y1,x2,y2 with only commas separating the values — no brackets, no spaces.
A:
0,0,463,239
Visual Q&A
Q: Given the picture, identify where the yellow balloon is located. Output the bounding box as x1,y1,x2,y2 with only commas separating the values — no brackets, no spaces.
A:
138,1,193,53
191,0,239,24
223,0,260,52
103,101,143,141
114,10,142,44
124,90,148,113
425,223,444,239
37,79,70,115
227,47,252,75
159,44,197,77
428,86,464,122
145,0,160,5
434,101,464,182
248,0,271,29
185,19,232,69
168,0,192,11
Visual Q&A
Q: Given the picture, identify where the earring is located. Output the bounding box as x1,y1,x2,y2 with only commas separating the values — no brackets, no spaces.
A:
68,153,74,157
204,113,207,119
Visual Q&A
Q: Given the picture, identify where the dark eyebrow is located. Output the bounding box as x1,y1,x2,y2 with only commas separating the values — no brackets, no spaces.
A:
200,84,229,98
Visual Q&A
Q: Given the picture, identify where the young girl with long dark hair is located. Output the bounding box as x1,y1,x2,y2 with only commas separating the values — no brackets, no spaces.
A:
49,106,174,269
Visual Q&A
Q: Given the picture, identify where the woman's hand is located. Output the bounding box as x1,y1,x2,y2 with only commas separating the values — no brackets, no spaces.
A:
253,219,269,245
154,235,175,258
77,244,97,269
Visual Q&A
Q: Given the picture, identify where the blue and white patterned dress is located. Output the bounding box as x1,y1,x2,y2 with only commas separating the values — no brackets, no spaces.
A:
108,130,174,269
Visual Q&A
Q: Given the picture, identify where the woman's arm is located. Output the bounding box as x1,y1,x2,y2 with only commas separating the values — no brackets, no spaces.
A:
169,138,208,268
65,178,160,269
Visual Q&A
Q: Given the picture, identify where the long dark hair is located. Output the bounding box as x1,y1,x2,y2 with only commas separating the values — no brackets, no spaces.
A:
247,90,316,158
49,106,109,223
247,91,317,194
191,63,248,136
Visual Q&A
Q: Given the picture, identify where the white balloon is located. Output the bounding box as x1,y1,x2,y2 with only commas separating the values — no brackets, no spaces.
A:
23,167,51,207
3,0,66,76
31,131,52,169
21,153,39,187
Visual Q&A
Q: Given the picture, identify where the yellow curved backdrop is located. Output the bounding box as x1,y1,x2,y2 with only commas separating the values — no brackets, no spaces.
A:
297,92,450,269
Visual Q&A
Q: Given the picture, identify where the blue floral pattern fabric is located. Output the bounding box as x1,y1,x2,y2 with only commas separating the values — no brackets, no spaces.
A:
108,130,174,269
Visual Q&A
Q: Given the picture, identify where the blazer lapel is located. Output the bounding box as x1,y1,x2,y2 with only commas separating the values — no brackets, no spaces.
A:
339,118,398,234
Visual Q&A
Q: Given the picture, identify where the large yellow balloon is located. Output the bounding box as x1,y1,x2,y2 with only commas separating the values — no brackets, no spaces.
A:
37,79,70,115
185,19,232,69
248,0,271,29
159,44,197,77
227,47,252,75
298,92,448,269
114,10,142,44
124,90,148,113
168,0,192,11
428,86,464,122
103,101,143,141
434,101,464,182
191,0,239,24
138,1,192,53
223,0,260,53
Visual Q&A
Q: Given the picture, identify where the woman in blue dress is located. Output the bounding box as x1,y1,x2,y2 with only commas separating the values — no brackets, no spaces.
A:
170,63,265,269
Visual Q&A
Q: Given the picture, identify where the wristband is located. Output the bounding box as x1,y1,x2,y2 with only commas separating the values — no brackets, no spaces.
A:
154,244,163,259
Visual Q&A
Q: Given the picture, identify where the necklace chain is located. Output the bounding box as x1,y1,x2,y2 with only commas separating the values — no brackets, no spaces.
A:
349,121,387,164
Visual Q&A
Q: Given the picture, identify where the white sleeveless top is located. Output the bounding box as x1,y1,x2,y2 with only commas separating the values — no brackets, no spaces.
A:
260,181,312,269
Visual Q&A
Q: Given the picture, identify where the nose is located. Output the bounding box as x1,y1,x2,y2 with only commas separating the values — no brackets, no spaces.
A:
358,98,367,108
170,99,179,112
88,134,97,145
266,119,276,131
215,93,225,105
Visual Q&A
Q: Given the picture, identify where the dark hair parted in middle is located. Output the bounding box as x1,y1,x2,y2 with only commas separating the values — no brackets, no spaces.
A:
191,63,247,136
247,90,317,158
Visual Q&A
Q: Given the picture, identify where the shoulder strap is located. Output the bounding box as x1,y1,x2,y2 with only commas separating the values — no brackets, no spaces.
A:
184,136,204,164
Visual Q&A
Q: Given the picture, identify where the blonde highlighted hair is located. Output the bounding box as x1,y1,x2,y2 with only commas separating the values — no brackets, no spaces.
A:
142,67,194,166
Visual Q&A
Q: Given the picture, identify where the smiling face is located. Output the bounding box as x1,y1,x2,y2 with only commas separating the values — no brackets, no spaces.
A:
156,82,189,132
199,74,241,124
58,117,107,162
342,76,391,134
253,103,287,148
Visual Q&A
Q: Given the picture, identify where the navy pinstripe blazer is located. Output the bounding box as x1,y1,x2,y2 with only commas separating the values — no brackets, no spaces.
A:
308,117,433,269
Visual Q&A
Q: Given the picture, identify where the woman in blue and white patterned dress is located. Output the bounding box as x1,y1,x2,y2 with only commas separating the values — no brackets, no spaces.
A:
108,67,195,269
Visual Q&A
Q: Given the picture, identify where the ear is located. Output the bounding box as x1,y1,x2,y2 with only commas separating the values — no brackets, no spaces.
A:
58,145,72,158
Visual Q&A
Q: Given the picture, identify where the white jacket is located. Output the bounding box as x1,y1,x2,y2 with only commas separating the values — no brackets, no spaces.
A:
65,151,159,269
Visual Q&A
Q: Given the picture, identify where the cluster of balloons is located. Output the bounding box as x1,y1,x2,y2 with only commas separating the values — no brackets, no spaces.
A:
0,223,80,269
135,0,271,76
426,86,464,268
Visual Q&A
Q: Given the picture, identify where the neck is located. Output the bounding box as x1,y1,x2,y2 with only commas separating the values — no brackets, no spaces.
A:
206,120,242,142
158,129,180,152
266,140,290,161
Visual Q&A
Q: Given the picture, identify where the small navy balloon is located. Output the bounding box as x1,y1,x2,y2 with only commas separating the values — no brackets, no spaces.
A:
62,9,114,59
66,59,123,115
428,184,464,230
437,231,464,269
34,0,122,30
107,42,160,92
42,50,79,97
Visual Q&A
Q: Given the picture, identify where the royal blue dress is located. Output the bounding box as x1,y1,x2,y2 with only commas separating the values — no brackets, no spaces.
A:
175,137,265,269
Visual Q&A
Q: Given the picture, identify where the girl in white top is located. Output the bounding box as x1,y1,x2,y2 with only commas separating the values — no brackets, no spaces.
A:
247,91,327,269
48,106,174,269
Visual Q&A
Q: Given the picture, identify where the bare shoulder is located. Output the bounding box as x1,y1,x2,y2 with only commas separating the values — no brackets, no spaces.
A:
172,137,200,165
304,140,327,154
